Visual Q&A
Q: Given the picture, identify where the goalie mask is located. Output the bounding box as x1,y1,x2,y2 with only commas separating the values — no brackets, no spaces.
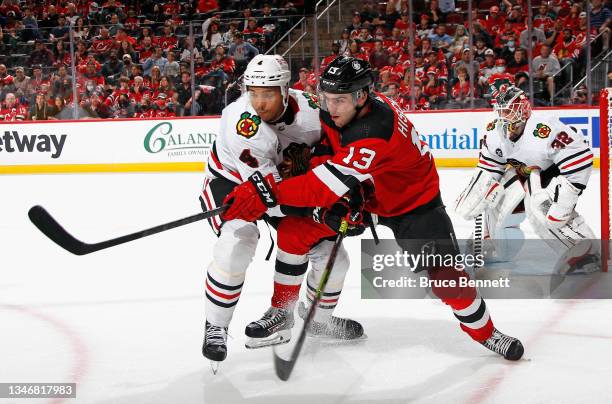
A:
492,85,531,140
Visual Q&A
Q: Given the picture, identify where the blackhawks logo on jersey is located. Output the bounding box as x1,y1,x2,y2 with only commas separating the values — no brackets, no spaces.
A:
236,112,261,138
302,92,320,109
533,123,551,139
486,120,496,131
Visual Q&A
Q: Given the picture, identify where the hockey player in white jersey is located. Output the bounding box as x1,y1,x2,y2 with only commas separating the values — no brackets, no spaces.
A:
200,55,363,368
455,83,599,273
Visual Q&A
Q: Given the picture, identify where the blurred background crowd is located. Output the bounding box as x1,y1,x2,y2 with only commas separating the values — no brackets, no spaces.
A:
0,0,609,120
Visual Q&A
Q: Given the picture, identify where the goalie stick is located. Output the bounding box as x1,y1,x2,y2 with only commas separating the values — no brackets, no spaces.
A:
473,213,484,271
28,205,228,256
273,219,348,381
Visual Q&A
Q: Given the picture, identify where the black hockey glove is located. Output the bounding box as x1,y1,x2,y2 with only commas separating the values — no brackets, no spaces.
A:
312,199,366,237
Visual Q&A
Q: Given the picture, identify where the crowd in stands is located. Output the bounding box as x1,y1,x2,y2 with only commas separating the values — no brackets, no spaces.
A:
0,0,303,120
295,0,611,110
0,0,610,120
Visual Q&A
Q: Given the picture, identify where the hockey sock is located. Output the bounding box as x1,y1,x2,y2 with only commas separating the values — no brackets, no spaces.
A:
272,250,308,309
428,267,494,342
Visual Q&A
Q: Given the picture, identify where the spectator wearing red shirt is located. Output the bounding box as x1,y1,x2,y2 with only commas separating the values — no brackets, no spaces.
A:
243,18,265,48
163,0,180,15
495,20,520,49
152,94,177,118
384,82,409,110
0,64,15,91
90,27,115,58
348,40,369,61
553,28,579,61
197,0,220,14
394,12,413,36
137,37,155,61
77,54,102,74
321,43,341,71
129,76,151,104
115,28,137,47
369,39,390,72
506,5,526,31
423,66,447,106
0,93,27,121
563,4,583,33
158,25,178,51
483,6,506,36
450,66,477,102
292,67,310,91
78,61,106,88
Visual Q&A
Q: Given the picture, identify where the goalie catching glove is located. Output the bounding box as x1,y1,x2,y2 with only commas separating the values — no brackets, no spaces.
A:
455,169,504,220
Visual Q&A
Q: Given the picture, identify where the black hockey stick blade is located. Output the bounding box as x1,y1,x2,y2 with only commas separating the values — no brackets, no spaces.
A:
273,226,347,381
273,301,314,381
28,205,227,256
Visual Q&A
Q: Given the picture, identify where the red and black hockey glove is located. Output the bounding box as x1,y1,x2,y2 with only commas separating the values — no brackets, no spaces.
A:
222,171,278,222
312,197,366,236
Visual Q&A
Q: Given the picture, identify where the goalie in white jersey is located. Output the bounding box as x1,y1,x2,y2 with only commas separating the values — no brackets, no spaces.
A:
455,83,599,273
200,55,363,368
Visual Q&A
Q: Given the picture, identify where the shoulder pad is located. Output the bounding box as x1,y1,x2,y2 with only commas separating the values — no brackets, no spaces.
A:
340,98,395,146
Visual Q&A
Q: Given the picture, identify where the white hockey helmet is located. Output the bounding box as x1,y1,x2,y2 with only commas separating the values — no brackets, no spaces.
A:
243,54,292,109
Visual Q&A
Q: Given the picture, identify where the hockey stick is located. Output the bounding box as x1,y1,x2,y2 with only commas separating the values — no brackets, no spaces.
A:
273,220,348,381
28,205,228,256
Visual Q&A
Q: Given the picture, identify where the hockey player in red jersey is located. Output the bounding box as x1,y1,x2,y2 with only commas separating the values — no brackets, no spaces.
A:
222,56,525,361
200,55,365,369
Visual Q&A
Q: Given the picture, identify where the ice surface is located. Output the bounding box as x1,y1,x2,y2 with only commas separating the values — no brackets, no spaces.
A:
1,169,611,404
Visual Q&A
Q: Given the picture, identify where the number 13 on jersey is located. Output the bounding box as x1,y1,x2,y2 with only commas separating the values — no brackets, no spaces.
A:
342,147,376,169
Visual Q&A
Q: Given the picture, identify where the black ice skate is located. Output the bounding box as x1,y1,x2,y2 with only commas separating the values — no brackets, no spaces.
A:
481,327,524,361
298,301,364,340
203,320,228,374
244,307,294,349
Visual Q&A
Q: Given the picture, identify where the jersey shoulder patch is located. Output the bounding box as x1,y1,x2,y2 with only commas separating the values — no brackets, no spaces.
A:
339,98,394,146
532,122,552,139
486,120,497,131
302,92,320,109
236,111,261,138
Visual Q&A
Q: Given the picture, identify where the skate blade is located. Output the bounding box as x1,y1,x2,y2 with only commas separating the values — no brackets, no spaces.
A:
306,331,369,341
245,330,291,349
210,360,221,375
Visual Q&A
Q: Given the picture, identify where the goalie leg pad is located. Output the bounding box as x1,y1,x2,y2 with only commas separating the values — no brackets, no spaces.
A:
494,167,527,230
455,169,503,220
